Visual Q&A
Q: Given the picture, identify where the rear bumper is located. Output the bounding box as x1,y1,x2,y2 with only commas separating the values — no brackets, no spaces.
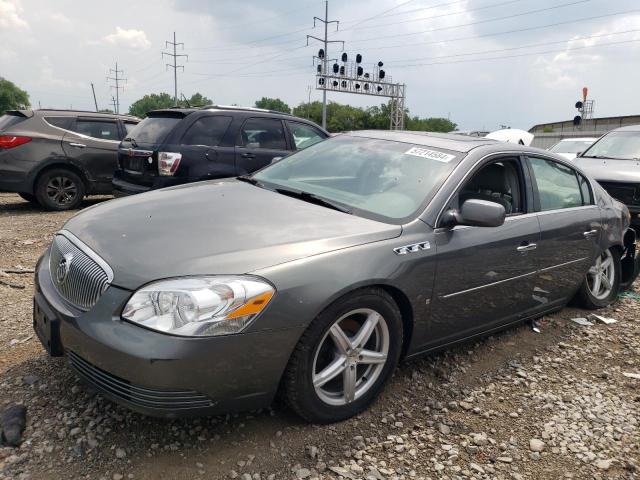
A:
112,170,188,196
33,250,304,418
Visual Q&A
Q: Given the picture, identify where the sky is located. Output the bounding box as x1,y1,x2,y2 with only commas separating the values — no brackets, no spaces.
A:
1,0,640,130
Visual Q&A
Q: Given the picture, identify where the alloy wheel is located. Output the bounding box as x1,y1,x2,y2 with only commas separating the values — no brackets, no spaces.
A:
587,249,615,300
312,308,390,406
46,176,78,206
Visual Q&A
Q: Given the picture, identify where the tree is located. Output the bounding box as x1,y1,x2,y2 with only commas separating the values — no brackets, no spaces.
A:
255,97,291,114
128,93,174,118
0,77,29,114
128,92,212,118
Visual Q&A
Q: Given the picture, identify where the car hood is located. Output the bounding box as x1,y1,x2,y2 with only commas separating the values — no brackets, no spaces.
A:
63,180,402,290
576,157,640,183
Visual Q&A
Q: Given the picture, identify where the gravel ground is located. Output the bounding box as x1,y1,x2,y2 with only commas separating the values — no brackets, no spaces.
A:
0,192,638,480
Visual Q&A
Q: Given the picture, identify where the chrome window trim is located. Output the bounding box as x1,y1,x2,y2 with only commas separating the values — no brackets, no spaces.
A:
433,150,600,228
56,229,114,283
43,117,121,144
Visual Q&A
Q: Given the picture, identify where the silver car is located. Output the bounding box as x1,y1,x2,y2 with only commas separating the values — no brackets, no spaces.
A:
33,131,638,423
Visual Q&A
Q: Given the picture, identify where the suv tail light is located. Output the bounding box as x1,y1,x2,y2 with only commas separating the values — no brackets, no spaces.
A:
0,135,32,149
158,152,182,176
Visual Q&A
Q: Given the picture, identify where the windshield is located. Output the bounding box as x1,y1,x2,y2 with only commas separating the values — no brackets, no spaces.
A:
125,116,181,144
253,135,462,222
550,140,594,154
581,131,640,160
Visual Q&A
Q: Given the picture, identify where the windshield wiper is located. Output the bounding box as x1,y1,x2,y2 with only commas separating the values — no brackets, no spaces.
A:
123,136,138,148
236,175,264,187
581,154,629,160
274,187,352,214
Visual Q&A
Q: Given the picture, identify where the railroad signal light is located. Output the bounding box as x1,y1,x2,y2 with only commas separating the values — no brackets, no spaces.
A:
364,83,369,91
341,80,347,88
339,65,345,75
333,63,339,73
377,86,383,92
573,115,582,126
378,61,383,67
318,49,325,59
379,70,385,79
357,66,363,76
355,83,360,89
332,80,338,87
356,54,362,63
341,52,348,62
317,64,322,73
318,77,325,86
575,101,583,109
364,72,370,79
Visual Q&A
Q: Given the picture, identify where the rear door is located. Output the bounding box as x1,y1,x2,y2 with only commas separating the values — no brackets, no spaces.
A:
178,114,235,179
526,155,600,306
62,117,122,191
235,117,290,174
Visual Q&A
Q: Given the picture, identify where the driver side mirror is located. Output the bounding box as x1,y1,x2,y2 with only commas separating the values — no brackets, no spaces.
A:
442,199,506,228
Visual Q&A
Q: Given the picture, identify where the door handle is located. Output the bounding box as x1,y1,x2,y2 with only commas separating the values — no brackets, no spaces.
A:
68,142,86,148
517,243,537,252
583,229,598,238
241,153,255,159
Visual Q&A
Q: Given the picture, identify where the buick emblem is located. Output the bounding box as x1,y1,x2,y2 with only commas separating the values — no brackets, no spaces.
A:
56,253,73,284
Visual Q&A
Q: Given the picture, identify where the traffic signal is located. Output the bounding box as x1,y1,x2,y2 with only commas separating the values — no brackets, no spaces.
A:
573,100,583,126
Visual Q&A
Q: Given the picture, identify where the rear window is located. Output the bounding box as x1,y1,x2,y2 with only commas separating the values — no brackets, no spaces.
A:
181,115,232,146
126,116,182,144
45,116,74,130
0,114,27,132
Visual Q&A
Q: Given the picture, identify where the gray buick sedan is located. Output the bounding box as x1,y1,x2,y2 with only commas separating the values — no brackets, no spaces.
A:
34,131,639,423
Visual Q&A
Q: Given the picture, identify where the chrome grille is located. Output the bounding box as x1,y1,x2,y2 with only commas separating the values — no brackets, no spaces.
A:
49,231,113,311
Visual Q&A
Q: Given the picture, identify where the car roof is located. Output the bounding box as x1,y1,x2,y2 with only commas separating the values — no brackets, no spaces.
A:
344,130,498,153
611,124,640,133
149,105,294,117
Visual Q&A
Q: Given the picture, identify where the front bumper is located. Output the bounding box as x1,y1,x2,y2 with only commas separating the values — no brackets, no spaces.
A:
33,252,303,418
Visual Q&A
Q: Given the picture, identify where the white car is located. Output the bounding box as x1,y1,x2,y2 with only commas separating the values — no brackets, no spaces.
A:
548,137,598,160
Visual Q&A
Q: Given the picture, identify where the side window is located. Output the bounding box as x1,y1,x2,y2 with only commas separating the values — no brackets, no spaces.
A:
45,116,74,130
287,121,325,150
123,122,137,135
239,118,286,150
578,174,594,205
458,159,524,215
181,116,232,146
529,157,582,211
73,119,119,141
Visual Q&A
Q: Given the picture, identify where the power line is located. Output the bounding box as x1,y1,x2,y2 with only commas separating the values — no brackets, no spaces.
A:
347,0,591,43
106,62,126,114
163,32,188,105
346,0,418,29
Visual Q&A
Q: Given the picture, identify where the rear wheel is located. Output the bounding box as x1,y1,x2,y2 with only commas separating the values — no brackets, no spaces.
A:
35,169,85,211
18,192,38,204
575,248,620,309
284,288,402,423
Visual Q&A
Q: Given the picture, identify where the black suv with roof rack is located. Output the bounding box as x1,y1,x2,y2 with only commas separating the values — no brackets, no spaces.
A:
112,105,329,195
0,109,140,210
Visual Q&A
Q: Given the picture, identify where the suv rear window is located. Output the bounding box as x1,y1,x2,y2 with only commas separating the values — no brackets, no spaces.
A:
126,116,181,144
45,116,74,130
0,114,27,131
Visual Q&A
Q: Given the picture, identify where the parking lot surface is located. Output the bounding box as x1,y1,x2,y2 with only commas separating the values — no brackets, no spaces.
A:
0,192,638,480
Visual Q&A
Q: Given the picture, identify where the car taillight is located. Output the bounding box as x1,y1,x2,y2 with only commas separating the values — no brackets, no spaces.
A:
0,136,32,149
158,152,182,176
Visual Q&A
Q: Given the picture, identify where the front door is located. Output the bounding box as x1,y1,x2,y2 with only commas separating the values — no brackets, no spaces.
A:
235,117,290,174
526,156,600,306
178,115,236,179
61,117,121,192
426,157,541,348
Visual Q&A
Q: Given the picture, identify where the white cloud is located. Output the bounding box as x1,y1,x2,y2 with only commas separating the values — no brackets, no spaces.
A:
103,27,151,49
0,0,28,29
49,12,71,26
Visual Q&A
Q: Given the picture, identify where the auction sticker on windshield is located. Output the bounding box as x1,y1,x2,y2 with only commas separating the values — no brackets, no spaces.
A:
404,147,456,163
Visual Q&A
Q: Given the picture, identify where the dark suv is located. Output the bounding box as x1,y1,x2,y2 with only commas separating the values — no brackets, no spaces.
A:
0,109,140,210
113,105,329,195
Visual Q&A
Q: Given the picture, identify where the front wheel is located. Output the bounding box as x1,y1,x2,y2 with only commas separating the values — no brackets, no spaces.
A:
284,288,403,423
575,248,621,309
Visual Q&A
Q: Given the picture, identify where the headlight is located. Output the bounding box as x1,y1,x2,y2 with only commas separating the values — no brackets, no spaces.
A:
121,276,275,337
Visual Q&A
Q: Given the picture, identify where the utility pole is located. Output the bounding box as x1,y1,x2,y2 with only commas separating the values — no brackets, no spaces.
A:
163,32,188,106
111,96,117,113
106,62,126,114
307,1,343,129
91,83,99,111
306,85,312,119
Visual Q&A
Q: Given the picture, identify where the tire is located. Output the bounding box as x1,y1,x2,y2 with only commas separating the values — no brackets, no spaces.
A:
18,192,38,204
284,288,403,424
575,248,621,309
35,169,85,211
